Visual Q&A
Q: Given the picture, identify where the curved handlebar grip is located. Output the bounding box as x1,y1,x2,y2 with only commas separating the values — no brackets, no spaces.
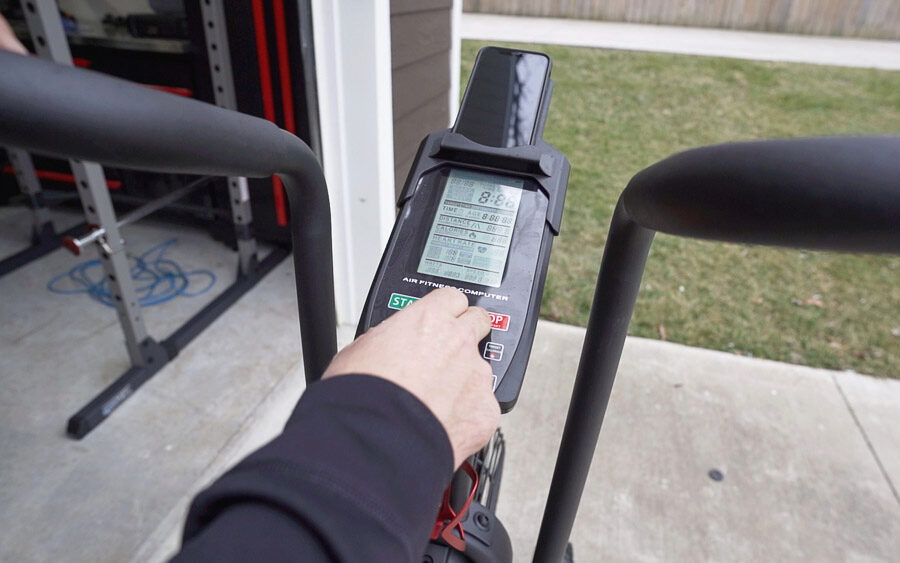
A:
0,50,291,177
536,134,900,563
0,50,336,382
623,136,900,253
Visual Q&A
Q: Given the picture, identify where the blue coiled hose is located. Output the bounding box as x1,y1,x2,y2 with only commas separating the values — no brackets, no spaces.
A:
47,238,216,307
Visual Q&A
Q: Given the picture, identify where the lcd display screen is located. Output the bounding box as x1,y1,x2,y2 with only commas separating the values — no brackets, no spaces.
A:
418,169,523,287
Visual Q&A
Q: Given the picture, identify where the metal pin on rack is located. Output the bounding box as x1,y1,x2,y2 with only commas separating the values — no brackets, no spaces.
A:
60,177,211,256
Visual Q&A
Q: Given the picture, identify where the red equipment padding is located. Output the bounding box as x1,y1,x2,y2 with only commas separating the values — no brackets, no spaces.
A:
2,165,122,190
143,84,193,97
252,0,288,227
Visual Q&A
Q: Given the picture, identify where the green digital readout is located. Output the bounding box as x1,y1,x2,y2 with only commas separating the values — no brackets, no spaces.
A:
417,169,523,287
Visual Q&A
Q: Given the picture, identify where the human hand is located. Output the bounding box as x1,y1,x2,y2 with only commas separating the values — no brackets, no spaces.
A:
0,15,27,55
324,287,500,469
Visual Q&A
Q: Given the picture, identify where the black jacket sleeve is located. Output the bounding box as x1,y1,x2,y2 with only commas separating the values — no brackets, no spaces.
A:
171,374,454,562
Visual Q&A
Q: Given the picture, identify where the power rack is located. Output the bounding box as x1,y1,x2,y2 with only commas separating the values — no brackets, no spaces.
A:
0,0,312,438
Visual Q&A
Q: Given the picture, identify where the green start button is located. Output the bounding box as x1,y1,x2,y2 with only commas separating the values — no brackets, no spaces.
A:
388,293,419,310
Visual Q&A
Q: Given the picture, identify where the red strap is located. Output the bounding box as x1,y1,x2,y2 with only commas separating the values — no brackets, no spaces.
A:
431,462,479,552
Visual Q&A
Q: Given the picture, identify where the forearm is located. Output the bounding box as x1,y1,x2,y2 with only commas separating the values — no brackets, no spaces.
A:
174,374,454,562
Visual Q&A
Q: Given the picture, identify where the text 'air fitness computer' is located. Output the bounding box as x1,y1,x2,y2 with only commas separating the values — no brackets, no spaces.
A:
358,46,569,411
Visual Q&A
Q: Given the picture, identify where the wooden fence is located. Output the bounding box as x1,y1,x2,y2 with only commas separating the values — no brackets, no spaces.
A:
463,0,900,40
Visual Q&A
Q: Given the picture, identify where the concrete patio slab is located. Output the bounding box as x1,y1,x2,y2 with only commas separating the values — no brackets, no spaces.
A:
834,371,900,501
0,210,292,562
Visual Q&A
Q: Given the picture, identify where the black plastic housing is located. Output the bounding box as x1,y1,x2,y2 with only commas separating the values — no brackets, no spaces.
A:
423,502,513,563
357,47,569,412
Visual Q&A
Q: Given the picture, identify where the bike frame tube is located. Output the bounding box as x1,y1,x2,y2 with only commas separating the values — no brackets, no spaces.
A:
534,136,900,562
532,203,653,563
0,51,337,383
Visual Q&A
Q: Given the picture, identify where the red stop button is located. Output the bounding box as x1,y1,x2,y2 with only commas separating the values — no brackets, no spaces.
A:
489,312,510,331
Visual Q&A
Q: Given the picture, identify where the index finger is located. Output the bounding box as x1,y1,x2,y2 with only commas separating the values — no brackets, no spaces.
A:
457,306,492,341
412,287,470,317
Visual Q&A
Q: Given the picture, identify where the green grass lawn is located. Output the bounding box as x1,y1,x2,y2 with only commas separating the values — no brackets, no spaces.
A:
461,40,900,377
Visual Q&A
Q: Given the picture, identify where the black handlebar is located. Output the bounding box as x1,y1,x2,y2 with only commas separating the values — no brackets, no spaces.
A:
0,50,337,384
624,136,900,253
534,134,900,562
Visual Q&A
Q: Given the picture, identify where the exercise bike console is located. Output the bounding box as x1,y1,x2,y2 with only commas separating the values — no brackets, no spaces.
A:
358,47,569,411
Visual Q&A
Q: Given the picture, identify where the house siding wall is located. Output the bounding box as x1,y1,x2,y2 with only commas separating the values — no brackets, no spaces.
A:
391,0,453,196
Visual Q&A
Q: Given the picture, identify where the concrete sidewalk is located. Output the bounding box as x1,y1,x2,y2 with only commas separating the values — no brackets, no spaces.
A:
1,206,897,561
501,324,900,561
462,13,900,70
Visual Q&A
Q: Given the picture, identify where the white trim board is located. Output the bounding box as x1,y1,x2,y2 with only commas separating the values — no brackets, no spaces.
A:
311,0,396,326
449,0,463,124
